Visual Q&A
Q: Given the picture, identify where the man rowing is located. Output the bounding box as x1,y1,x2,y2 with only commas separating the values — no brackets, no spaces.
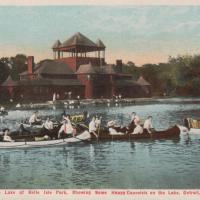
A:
132,122,143,134
89,117,98,138
143,116,154,134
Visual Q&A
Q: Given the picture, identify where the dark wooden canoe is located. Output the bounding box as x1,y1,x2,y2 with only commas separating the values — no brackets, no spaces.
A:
0,125,180,142
90,125,180,141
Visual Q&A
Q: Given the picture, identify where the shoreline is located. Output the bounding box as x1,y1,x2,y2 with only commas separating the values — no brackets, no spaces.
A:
1,96,200,110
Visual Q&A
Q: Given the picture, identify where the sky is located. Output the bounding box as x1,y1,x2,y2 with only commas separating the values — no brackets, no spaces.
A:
1,5,200,66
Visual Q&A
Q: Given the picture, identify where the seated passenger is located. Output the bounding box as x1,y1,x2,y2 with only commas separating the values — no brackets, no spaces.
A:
143,116,154,134
43,117,54,131
29,111,41,125
107,121,124,135
3,129,14,142
132,123,143,134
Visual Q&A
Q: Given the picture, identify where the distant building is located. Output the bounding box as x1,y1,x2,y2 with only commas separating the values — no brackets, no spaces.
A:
1,32,151,100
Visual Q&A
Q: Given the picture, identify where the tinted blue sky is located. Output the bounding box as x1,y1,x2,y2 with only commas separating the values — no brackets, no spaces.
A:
1,6,200,65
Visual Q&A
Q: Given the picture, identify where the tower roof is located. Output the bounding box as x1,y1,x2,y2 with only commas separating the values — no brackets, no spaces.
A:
52,40,61,49
61,32,97,48
96,39,106,48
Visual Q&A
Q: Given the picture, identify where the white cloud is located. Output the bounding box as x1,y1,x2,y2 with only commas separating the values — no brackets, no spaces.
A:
165,20,200,32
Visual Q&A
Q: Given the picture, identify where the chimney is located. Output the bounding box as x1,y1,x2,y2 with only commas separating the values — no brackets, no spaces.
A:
116,59,122,72
27,56,34,74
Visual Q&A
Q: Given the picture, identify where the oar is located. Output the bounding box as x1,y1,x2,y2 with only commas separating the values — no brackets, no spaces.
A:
97,122,101,142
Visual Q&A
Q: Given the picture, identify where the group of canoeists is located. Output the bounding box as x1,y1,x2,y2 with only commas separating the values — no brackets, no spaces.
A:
0,109,155,142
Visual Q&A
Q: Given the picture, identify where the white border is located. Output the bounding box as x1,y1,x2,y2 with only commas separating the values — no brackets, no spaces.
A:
1,0,200,6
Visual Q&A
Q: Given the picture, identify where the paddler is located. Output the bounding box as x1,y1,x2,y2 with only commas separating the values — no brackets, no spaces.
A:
143,116,154,134
95,115,102,128
89,117,98,138
131,121,143,134
127,112,140,133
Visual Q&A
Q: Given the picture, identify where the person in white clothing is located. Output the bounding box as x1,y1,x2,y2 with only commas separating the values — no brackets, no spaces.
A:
127,112,140,133
0,106,5,112
89,117,98,137
143,116,154,134
58,120,74,138
43,117,54,130
95,116,102,128
132,124,143,134
53,93,56,102
29,111,41,125
3,129,14,142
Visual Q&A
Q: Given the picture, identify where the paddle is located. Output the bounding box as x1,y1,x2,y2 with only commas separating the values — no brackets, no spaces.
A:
97,117,102,141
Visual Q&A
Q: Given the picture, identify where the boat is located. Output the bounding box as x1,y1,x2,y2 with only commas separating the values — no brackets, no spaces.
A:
0,131,91,149
90,125,180,141
179,118,200,134
0,124,180,149
20,112,87,129
0,110,8,116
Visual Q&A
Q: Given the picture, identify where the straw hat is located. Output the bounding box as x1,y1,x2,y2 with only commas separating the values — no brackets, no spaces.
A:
107,120,116,127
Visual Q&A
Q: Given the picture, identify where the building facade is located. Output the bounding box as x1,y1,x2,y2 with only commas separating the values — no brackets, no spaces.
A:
1,32,151,100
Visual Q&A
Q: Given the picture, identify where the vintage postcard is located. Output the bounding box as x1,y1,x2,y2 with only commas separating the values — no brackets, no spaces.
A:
0,0,200,199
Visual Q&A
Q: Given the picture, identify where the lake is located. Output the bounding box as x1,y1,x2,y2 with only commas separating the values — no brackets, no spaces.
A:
0,99,200,189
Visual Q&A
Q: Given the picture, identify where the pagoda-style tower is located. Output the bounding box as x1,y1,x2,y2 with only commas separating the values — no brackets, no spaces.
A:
52,32,106,72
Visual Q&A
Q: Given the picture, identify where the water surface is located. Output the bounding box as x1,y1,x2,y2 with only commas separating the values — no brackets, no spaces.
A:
0,100,200,189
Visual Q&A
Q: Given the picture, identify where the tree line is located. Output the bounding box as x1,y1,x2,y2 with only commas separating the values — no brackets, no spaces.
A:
123,55,200,96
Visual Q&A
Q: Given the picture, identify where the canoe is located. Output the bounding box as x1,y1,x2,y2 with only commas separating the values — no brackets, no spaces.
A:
90,125,180,141
0,125,180,149
0,131,91,149
179,118,200,134
20,112,87,129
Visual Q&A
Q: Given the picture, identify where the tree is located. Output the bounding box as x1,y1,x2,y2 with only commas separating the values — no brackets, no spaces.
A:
0,60,10,84
10,54,27,81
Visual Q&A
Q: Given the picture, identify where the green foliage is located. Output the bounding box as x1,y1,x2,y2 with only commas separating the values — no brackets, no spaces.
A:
10,54,27,81
124,55,200,96
0,60,10,84
122,62,140,79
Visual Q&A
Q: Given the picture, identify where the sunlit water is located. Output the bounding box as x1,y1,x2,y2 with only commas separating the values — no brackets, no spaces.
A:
0,100,200,189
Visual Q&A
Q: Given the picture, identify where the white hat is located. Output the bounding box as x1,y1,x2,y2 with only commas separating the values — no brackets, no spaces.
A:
107,120,116,127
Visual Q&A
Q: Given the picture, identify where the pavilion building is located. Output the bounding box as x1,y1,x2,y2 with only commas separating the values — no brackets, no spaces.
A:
1,32,151,100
